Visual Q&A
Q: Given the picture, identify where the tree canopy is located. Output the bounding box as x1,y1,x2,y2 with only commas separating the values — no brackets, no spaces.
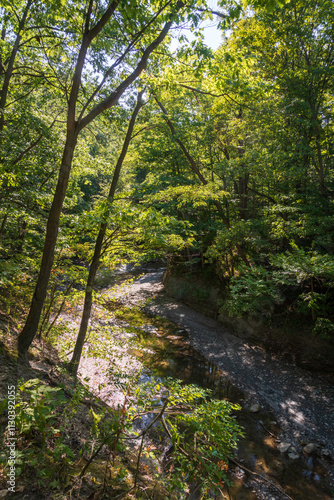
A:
0,0,333,359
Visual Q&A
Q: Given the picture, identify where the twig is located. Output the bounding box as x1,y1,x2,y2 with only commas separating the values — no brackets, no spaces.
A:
134,434,145,487
79,426,118,479
227,456,294,500
80,439,106,478
257,419,277,438
161,415,190,458
132,404,192,418
112,486,135,500
134,399,169,486
190,432,292,500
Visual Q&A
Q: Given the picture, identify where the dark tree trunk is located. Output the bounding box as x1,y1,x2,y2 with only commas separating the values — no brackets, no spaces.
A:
0,212,8,238
18,132,78,361
68,91,144,375
315,124,325,197
0,0,32,132
15,219,27,254
17,4,179,363
153,94,250,267
238,174,249,220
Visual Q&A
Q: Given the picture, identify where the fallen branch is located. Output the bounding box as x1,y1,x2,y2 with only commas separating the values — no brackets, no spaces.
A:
134,399,169,486
257,419,277,438
227,456,293,500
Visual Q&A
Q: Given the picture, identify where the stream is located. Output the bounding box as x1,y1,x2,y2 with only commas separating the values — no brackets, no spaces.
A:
76,263,334,499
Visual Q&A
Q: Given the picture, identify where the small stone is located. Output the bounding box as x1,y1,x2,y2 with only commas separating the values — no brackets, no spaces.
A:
302,469,312,479
233,466,246,479
303,443,317,454
321,448,330,457
288,452,300,460
0,491,8,499
250,403,261,413
278,442,292,453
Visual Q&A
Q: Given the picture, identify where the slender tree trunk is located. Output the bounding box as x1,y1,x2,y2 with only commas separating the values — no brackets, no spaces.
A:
17,4,179,362
68,91,144,376
0,0,32,133
44,281,74,338
38,283,57,339
315,125,325,197
153,94,250,267
310,275,315,322
238,174,249,220
0,212,8,238
15,219,27,254
18,131,78,360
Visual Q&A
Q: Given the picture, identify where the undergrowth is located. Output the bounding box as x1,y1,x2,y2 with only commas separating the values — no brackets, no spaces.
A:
0,372,244,499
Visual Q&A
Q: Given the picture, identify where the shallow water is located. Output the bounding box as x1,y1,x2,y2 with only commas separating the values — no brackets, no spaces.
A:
104,296,333,500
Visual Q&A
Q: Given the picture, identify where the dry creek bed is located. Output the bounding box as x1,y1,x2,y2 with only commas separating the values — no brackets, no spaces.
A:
49,267,334,499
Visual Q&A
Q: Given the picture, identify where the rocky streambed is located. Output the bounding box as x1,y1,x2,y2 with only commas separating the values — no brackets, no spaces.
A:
65,265,334,499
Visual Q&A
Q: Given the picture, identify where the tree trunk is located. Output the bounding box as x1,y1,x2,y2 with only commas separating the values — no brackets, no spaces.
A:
238,174,249,220
17,132,78,361
0,212,8,238
0,0,32,132
17,5,179,363
15,219,27,254
315,124,325,197
153,94,250,267
68,91,144,375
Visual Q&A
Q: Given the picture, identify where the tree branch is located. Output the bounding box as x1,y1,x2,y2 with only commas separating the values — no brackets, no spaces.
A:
78,18,175,131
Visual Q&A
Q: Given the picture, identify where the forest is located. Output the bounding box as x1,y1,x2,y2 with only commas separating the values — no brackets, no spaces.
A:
0,0,334,498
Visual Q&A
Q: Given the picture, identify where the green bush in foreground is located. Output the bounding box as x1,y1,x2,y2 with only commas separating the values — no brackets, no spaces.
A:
1,377,244,499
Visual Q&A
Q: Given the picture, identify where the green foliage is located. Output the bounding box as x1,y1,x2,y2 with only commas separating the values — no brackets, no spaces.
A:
4,375,243,496
134,378,244,498
15,379,65,438
225,264,284,317
313,317,334,341
2,0,334,491
3,379,75,487
272,245,334,284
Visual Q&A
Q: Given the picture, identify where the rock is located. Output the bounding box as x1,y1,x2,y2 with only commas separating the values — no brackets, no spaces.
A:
302,470,312,479
250,403,261,413
233,466,246,479
0,491,8,499
321,448,330,457
141,324,158,334
288,452,300,460
303,443,317,454
278,442,292,453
